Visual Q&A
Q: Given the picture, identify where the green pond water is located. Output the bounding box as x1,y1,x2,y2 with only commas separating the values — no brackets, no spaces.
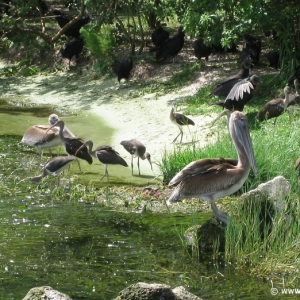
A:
0,100,288,299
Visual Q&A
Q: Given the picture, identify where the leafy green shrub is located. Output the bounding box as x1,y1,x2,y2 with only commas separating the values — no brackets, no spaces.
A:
80,25,116,73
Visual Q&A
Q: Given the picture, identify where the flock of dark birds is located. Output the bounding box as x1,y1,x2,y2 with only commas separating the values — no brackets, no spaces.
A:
4,1,300,223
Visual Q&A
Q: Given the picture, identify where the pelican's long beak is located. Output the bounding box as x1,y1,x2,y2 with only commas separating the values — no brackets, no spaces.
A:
210,109,231,127
62,125,75,137
234,115,258,176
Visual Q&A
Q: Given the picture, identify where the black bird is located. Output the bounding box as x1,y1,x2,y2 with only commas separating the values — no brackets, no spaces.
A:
240,34,262,65
151,21,169,48
53,9,90,38
193,37,213,65
257,85,291,124
170,102,195,143
152,26,185,63
211,75,260,111
112,57,133,88
267,50,280,70
31,156,77,182
210,58,253,97
37,0,48,15
120,139,152,176
75,140,128,181
46,120,93,170
59,38,84,67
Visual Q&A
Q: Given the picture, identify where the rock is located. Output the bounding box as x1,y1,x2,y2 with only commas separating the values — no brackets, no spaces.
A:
113,282,202,300
184,217,226,252
22,286,72,300
241,175,290,211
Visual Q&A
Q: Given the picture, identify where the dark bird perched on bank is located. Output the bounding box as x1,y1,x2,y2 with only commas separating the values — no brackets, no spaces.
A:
120,139,153,176
53,9,90,38
151,26,185,63
257,85,291,124
59,38,84,67
193,37,213,65
46,120,93,171
210,58,253,97
75,140,128,181
31,156,77,182
112,57,133,88
170,102,195,143
167,110,258,225
210,75,260,111
151,21,169,48
240,34,262,65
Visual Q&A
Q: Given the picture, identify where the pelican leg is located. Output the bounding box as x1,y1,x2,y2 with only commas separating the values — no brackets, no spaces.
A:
211,202,229,225
100,165,109,181
137,157,141,176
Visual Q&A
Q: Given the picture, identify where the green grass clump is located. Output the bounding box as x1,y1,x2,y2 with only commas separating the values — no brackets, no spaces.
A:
158,70,300,284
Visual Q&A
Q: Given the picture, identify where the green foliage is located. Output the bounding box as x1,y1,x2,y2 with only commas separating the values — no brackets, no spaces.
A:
226,194,300,285
80,26,116,73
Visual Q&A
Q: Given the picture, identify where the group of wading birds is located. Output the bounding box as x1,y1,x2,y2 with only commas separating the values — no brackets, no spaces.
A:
19,59,300,225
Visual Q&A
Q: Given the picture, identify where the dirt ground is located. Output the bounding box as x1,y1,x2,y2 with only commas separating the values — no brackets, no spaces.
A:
0,44,276,178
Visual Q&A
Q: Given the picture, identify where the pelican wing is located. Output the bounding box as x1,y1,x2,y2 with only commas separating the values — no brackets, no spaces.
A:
169,158,238,186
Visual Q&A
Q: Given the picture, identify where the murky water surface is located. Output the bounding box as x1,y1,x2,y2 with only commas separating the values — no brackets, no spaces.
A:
0,100,285,299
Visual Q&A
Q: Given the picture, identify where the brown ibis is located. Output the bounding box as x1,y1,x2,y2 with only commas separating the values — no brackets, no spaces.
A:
170,102,195,143
75,140,128,181
46,120,93,171
20,114,75,156
167,110,258,225
31,156,77,182
210,75,260,111
257,85,291,124
120,139,153,176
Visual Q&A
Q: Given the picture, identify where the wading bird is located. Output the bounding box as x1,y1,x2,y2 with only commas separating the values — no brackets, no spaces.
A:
75,140,128,181
31,156,77,182
167,110,258,225
46,120,92,171
211,75,260,111
20,114,75,156
120,139,152,176
257,85,291,124
170,102,195,143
